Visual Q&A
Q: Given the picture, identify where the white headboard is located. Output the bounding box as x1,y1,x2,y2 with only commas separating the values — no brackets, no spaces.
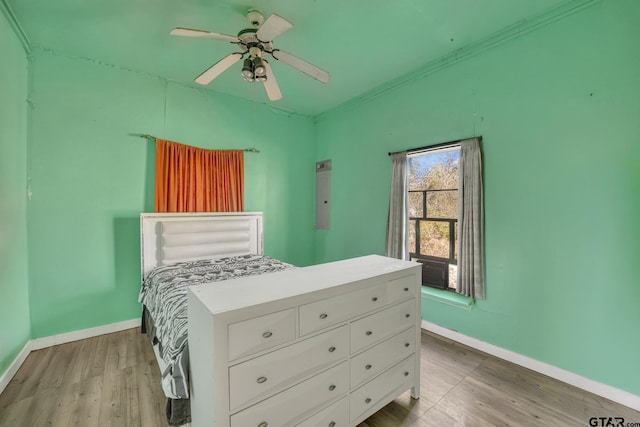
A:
140,212,264,277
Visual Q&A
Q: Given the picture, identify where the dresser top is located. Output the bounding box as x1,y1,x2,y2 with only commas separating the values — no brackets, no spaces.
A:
188,254,419,314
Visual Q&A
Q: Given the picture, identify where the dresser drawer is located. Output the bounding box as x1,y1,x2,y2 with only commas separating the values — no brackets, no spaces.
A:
295,397,348,427
229,326,349,411
386,275,416,304
228,308,296,360
350,326,415,387
299,284,387,336
230,362,349,427
350,355,415,423
350,299,415,353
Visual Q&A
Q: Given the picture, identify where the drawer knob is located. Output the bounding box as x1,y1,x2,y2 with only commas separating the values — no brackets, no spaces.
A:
258,423,268,427
404,342,410,348
404,371,410,376
328,346,336,353
257,376,267,384
405,313,411,318
365,330,373,336
365,398,372,404
329,384,336,391
404,287,409,292
365,364,372,370
320,313,328,319
329,422,336,427
372,297,378,302
262,331,273,338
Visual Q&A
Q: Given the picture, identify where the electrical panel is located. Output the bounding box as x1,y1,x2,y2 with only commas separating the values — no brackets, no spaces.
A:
315,160,331,230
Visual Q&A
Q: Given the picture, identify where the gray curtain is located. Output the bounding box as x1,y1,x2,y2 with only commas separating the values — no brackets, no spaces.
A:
386,152,409,260
457,138,485,298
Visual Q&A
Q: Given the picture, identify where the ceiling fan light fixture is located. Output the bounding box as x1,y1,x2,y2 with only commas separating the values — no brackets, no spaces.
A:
241,58,254,81
255,74,267,82
253,57,266,76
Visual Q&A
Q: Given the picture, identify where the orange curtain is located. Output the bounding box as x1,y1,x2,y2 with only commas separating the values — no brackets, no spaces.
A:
154,139,244,213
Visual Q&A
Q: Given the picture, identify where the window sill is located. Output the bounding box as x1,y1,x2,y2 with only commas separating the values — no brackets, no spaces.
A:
421,287,475,310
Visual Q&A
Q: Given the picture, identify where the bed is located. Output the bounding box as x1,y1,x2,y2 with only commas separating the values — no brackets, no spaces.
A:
139,212,293,426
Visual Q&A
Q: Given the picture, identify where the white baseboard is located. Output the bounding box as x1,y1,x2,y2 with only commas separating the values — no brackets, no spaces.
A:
0,340,32,395
30,318,141,351
422,320,640,411
0,318,141,395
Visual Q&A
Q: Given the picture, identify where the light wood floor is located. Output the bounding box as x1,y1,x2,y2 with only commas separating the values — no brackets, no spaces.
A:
1,329,638,427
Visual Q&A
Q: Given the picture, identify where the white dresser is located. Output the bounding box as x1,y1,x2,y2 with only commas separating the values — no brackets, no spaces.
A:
187,255,422,427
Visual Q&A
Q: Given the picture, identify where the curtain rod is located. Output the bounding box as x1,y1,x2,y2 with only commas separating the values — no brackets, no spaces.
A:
388,136,482,156
133,134,260,153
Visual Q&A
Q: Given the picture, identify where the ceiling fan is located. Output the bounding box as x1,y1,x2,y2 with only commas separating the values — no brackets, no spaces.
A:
170,10,330,101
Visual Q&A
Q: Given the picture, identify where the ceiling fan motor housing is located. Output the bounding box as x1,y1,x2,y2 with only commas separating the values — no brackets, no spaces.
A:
237,28,258,43
237,29,273,58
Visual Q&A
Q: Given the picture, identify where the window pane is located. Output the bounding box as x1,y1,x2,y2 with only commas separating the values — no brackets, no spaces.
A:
419,221,450,258
408,157,426,191
408,148,460,191
409,220,416,254
448,264,457,290
426,190,458,219
408,192,423,218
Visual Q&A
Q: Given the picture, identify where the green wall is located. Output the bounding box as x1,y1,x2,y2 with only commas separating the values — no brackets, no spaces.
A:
26,49,315,338
314,0,640,396
0,10,30,375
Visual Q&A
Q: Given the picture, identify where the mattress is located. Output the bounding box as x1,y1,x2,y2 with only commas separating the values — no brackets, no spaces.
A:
138,254,295,400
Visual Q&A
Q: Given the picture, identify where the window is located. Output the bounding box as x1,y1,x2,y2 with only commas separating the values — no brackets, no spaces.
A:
408,146,460,290
386,137,484,298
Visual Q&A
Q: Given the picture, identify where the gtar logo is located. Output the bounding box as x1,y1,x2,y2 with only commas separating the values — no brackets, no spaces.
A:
588,417,625,427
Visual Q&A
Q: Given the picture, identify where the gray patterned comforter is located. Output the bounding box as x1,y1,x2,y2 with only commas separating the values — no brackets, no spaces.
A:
138,254,295,399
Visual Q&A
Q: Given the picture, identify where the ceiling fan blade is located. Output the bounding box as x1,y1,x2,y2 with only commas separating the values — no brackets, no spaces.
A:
271,50,330,84
195,53,243,85
171,27,239,43
256,14,293,42
262,60,282,101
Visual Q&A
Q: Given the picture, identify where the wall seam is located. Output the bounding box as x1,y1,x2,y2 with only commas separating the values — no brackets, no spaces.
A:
0,0,30,53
